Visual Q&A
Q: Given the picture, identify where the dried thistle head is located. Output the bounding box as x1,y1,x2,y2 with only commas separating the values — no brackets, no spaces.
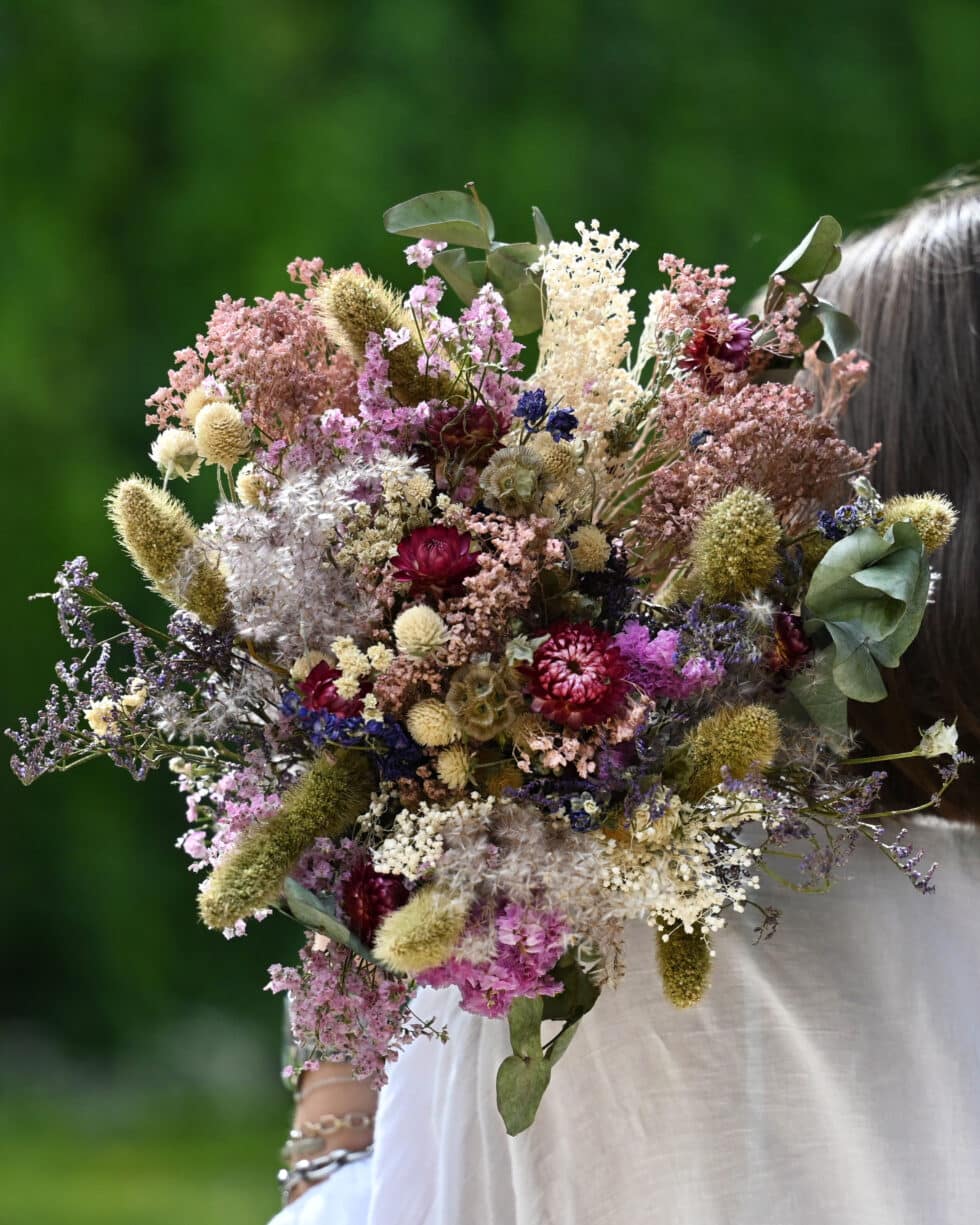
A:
688,487,781,600
193,402,251,470
881,492,958,551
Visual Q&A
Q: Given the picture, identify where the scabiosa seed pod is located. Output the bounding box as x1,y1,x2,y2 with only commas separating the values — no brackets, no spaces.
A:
198,749,375,931
435,743,472,791
150,428,201,483
424,402,506,460
569,524,611,573
193,402,251,470
394,605,450,658
479,445,556,518
317,267,445,406
688,487,781,601
529,433,579,484
445,662,525,741
681,704,781,801
657,927,712,1008
106,476,230,626
880,492,958,551
522,623,629,730
372,886,467,975
405,699,460,747
481,761,525,799
392,525,480,598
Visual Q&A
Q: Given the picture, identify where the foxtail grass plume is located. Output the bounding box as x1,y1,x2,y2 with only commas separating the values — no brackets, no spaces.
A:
198,749,374,930
106,476,229,626
317,268,438,406
657,926,712,1007
682,704,781,800
372,886,467,974
688,487,781,601
881,492,958,551
194,401,251,470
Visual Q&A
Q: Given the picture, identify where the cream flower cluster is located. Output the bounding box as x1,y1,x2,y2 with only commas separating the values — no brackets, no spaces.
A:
372,794,496,880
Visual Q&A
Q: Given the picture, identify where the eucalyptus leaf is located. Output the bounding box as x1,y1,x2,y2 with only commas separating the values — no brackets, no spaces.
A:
496,1053,551,1136
814,300,860,359
532,205,553,247
772,215,843,284
502,282,544,335
544,1019,581,1067
383,190,493,250
431,247,479,304
282,878,380,964
819,621,889,702
794,310,824,351
541,951,601,1023
783,649,849,737
507,995,545,1060
869,544,931,668
486,243,541,292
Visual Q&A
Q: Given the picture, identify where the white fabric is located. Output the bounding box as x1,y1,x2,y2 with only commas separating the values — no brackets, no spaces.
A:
273,817,980,1225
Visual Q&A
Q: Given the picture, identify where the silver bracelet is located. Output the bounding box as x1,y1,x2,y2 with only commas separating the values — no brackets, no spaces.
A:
277,1144,373,1206
281,1111,375,1160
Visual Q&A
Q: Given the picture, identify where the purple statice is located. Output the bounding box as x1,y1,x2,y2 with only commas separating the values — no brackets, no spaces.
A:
456,285,523,416
267,935,434,1086
865,825,938,894
177,762,281,875
356,331,428,446
545,407,578,442
614,622,724,701
816,495,884,542
417,903,567,1019
677,599,761,670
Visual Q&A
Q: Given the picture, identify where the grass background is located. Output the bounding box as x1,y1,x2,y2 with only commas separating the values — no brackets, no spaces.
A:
1,1,977,1221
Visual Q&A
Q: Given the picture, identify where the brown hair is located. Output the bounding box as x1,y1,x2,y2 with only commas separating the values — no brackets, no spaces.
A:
822,174,979,813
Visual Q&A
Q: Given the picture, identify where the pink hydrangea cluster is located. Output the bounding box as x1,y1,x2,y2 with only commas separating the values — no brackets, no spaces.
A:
614,622,724,700
267,935,428,1085
418,903,568,1019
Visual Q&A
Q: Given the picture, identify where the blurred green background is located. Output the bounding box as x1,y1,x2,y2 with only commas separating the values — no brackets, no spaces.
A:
1,0,977,1221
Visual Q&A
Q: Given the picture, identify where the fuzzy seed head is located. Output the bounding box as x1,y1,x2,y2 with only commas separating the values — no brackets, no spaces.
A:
194,402,251,470
405,699,461,747
529,433,579,483
657,926,712,1008
372,886,467,975
445,662,524,741
235,463,270,506
179,558,231,627
881,492,958,551
150,428,202,482
198,749,374,931
394,605,450,658
107,476,198,589
683,704,781,800
182,385,219,425
510,712,548,752
570,524,612,573
435,744,472,791
689,487,781,600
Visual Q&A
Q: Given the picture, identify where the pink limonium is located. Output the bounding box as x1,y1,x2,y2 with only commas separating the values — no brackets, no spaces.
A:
614,622,724,701
417,903,567,1019
405,238,448,269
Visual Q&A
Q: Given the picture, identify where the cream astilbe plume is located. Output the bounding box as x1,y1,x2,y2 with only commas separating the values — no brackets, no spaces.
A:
681,704,781,801
317,268,440,406
657,926,712,1008
106,476,229,626
688,487,782,601
198,750,374,931
372,886,467,974
881,493,958,551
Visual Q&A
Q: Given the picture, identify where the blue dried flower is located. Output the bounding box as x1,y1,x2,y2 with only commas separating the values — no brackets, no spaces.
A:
515,388,548,425
545,407,578,442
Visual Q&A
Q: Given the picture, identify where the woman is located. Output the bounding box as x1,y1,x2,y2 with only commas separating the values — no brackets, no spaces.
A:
271,181,980,1225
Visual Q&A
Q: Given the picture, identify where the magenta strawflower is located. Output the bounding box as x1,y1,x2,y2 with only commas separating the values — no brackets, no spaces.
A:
523,622,629,729
392,525,480,597
299,661,365,718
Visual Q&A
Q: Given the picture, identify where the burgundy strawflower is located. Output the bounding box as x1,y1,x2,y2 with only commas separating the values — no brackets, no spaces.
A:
679,310,754,389
298,661,365,718
392,525,480,597
424,402,505,461
338,858,410,945
767,612,811,677
522,622,629,729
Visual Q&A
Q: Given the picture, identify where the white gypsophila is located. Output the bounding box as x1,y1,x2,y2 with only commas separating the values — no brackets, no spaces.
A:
200,467,376,663
372,794,499,881
533,221,642,436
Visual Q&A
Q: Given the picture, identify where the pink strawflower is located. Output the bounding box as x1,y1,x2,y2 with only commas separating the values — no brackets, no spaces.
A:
298,661,365,718
522,623,629,729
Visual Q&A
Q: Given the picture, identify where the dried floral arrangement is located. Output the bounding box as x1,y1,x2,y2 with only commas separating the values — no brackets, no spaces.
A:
10,188,969,1133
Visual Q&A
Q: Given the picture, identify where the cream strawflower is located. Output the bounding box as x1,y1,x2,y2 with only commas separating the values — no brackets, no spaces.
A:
84,697,119,738
150,428,202,483
194,402,251,470
394,605,450,658
917,719,959,759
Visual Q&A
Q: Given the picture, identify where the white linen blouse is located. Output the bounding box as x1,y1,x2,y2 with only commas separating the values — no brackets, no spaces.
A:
271,817,980,1225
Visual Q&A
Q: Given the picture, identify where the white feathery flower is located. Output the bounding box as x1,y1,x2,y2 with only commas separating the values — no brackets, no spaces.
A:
917,720,959,759
150,428,202,483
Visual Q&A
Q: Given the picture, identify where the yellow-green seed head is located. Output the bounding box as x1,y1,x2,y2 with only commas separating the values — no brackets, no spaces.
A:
657,926,712,1008
317,268,440,406
682,704,781,800
688,487,782,601
198,749,375,931
180,559,232,628
881,492,958,551
372,886,467,975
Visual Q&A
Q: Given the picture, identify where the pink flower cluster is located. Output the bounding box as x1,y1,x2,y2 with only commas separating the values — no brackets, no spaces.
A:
418,903,567,1019
614,622,724,700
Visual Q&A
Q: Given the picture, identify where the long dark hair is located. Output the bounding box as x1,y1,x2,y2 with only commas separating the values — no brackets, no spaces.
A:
823,175,979,812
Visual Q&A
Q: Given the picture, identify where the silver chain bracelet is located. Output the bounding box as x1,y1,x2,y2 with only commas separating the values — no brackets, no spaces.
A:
277,1144,374,1206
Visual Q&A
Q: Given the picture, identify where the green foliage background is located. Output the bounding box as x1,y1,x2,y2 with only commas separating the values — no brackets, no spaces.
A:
1,1,976,1220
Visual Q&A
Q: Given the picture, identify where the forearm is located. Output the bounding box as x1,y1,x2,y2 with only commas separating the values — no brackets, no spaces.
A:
281,1062,377,1204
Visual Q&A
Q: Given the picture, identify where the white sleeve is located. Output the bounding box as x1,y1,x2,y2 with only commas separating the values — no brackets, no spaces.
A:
266,1154,373,1225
